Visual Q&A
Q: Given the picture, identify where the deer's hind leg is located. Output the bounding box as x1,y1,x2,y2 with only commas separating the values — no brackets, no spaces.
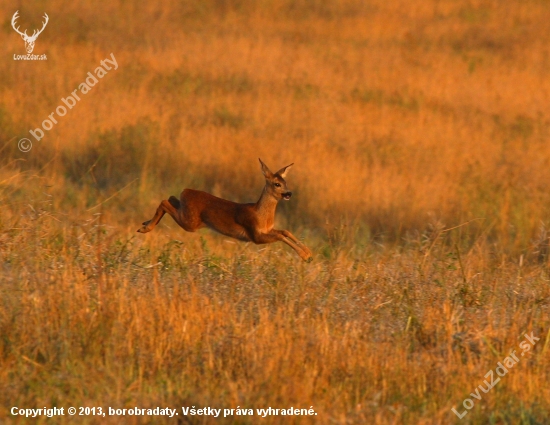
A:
137,196,181,233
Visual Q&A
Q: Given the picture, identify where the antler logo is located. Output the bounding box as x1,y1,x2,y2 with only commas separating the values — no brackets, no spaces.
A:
11,10,49,54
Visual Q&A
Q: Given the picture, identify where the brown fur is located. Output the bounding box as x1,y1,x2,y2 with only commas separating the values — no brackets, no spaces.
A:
137,159,313,261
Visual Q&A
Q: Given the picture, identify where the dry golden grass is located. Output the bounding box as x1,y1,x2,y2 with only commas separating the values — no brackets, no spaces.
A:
2,0,550,423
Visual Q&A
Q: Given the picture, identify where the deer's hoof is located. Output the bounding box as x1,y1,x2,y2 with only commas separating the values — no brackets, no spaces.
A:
304,255,313,263
137,220,152,233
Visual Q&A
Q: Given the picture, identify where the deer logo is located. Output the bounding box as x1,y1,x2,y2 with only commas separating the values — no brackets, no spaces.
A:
138,159,313,262
11,11,49,54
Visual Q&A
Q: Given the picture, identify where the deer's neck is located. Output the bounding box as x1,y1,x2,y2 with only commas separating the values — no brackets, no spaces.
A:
255,186,278,220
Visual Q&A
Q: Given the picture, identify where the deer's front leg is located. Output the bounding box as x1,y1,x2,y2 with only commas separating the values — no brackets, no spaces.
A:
250,230,312,262
275,229,313,262
248,229,312,262
279,230,311,251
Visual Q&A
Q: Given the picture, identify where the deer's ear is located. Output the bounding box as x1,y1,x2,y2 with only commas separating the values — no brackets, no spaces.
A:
259,158,273,178
276,163,294,178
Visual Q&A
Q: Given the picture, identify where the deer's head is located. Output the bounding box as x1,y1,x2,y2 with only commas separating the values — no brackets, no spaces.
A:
259,158,294,201
12,11,49,54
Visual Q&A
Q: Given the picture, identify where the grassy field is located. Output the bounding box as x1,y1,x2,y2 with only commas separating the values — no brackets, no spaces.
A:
2,0,550,423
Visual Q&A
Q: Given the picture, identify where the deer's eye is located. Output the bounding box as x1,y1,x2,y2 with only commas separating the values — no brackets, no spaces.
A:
274,183,281,188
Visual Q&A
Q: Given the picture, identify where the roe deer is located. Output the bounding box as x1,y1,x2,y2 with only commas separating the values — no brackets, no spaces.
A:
137,159,313,262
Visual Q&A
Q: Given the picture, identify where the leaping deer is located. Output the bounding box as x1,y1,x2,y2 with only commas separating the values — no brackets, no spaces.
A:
137,159,313,262
11,11,49,54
